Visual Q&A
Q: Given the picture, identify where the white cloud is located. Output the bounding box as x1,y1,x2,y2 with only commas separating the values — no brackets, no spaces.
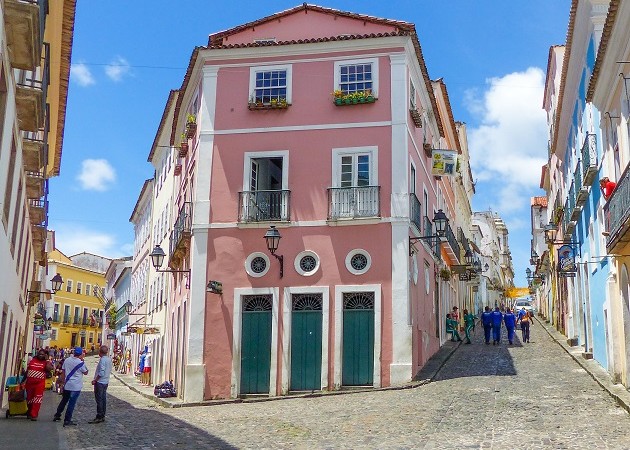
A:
77,159,116,191
54,226,120,258
105,56,131,82
70,63,95,86
467,68,548,214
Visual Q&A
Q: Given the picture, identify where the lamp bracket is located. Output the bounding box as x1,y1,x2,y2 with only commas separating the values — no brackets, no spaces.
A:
409,235,442,256
270,253,284,278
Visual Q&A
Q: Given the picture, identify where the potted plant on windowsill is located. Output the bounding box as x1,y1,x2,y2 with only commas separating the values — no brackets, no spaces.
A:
174,163,182,176
185,114,197,139
179,133,188,158
332,89,376,106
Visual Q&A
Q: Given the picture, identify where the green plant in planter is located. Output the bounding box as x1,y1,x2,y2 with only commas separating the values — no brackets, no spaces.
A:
186,113,196,124
440,268,451,281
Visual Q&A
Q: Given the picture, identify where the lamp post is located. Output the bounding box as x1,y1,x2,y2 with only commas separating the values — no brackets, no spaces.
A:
264,226,284,278
408,209,449,256
149,245,191,287
23,273,63,361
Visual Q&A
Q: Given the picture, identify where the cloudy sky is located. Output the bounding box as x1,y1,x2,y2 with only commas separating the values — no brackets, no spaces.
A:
49,1,570,285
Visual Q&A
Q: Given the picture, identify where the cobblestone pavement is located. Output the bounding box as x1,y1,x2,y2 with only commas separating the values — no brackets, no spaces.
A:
3,320,630,449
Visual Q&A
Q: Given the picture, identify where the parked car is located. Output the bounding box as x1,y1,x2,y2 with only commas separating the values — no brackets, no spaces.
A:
513,298,534,315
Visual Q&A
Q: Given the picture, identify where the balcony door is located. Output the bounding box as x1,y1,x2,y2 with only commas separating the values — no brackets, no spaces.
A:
242,151,288,222
331,148,378,218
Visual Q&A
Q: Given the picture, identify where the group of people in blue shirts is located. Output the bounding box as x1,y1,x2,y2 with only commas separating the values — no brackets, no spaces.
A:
480,306,533,345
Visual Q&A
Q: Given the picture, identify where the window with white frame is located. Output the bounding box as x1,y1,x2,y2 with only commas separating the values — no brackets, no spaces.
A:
333,147,377,188
334,58,378,96
86,284,91,297
76,282,82,295
66,279,73,293
249,64,292,105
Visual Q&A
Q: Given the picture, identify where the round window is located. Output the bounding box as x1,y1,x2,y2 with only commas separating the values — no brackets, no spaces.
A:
245,252,270,277
294,251,320,276
345,249,372,275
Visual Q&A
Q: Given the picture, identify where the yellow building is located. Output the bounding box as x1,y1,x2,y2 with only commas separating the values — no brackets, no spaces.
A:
48,249,110,351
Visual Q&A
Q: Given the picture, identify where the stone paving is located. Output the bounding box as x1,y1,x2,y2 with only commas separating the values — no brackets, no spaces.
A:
2,319,630,449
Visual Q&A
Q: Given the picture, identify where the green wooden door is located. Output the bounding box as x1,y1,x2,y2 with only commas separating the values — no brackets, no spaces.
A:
342,292,374,386
290,294,323,391
240,295,272,394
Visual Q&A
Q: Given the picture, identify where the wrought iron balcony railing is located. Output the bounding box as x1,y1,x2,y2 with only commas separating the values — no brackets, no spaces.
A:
443,223,460,261
327,186,380,220
581,133,598,186
423,216,440,257
239,190,290,222
574,160,588,207
409,193,422,232
62,315,71,325
73,317,81,325
169,201,192,258
605,163,630,252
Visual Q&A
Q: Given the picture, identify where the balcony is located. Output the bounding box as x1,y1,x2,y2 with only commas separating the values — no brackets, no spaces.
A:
31,223,45,248
605,163,630,253
22,133,46,172
73,317,81,325
62,315,71,325
442,223,461,262
239,190,291,223
168,202,192,270
28,198,46,224
4,0,46,70
409,193,422,232
52,314,59,323
25,170,45,198
574,161,588,207
327,186,380,220
581,133,598,187
14,43,49,132
423,216,441,257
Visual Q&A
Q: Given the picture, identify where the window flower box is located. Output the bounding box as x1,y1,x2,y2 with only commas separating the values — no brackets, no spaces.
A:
179,142,188,158
248,97,289,110
332,90,376,106
185,114,197,139
174,163,182,176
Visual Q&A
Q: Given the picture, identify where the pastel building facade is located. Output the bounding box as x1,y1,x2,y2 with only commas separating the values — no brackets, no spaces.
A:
155,5,478,402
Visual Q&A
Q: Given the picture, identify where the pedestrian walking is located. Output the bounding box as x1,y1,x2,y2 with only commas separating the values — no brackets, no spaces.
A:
89,345,112,424
518,308,533,343
491,307,503,345
143,349,152,386
54,346,88,427
25,348,54,420
503,308,517,344
481,306,493,345
463,309,475,344
446,314,462,342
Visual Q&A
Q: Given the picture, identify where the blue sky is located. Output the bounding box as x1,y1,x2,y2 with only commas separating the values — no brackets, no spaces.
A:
49,1,571,286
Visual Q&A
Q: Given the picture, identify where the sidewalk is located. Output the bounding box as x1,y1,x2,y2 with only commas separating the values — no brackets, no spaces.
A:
112,339,463,408
536,315,630,414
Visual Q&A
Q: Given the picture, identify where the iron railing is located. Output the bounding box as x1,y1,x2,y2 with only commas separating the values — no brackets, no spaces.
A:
169,202,192,257
444,223,460,261
327,186,380,220
605,163,630,249
15,42,50,130
73,317,80,325
62,315,71,325
239,190,290,222
423,216,441,256
409,193,422,231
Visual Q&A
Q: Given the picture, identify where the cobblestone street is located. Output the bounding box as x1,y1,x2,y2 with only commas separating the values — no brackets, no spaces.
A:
3,319,630,449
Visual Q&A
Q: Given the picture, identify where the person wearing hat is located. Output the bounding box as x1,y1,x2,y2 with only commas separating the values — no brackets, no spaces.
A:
54,346,88,427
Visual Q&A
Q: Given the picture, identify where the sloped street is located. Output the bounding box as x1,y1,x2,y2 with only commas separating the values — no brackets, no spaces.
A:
2,318,630,449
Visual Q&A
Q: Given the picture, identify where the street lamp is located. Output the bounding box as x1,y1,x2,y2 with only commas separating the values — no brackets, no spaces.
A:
50,273,63,292
464,250,474,266
409,209,449,256
123,300,146,316
531,249,539,265
264,226,284,278
149,245,191,286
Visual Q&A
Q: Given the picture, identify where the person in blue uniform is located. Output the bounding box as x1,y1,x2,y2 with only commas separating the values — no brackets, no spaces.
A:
481,306,493,345
491,307,503,344
503,308,517,344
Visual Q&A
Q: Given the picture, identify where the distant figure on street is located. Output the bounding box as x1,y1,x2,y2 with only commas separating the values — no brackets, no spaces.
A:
451,306,460,328
481,306,493,345
503,308,517,344
518,308,533,343
89,345,112,424
463,309,475,344
143,349,152,386
54,346,88,427
600,177,617,200
446,314,462,342
491,307,503,345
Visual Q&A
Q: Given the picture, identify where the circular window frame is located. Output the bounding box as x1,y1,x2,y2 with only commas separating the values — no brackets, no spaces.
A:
294,251,320,276
245,252,270,278
345,249,372,275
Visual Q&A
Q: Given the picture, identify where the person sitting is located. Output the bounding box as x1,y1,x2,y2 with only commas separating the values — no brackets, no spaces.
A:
446,314,462,342
600,177,617,200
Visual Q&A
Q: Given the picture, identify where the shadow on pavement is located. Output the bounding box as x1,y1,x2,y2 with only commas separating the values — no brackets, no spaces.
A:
1,388,236,450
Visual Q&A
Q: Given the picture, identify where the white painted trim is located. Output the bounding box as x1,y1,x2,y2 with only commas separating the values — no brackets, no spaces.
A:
293,250,320,276
281,286,330,394
231,287,280,398
244,252,271,278
331,146,379,187
333,57,379,97
345,249,372,276
242,150,290,191
248,63,293,103
333,284,382,389
214,121,391,135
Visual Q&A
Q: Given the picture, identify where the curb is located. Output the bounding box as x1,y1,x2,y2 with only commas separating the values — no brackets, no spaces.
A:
537,316,630,415
113,340,462,409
